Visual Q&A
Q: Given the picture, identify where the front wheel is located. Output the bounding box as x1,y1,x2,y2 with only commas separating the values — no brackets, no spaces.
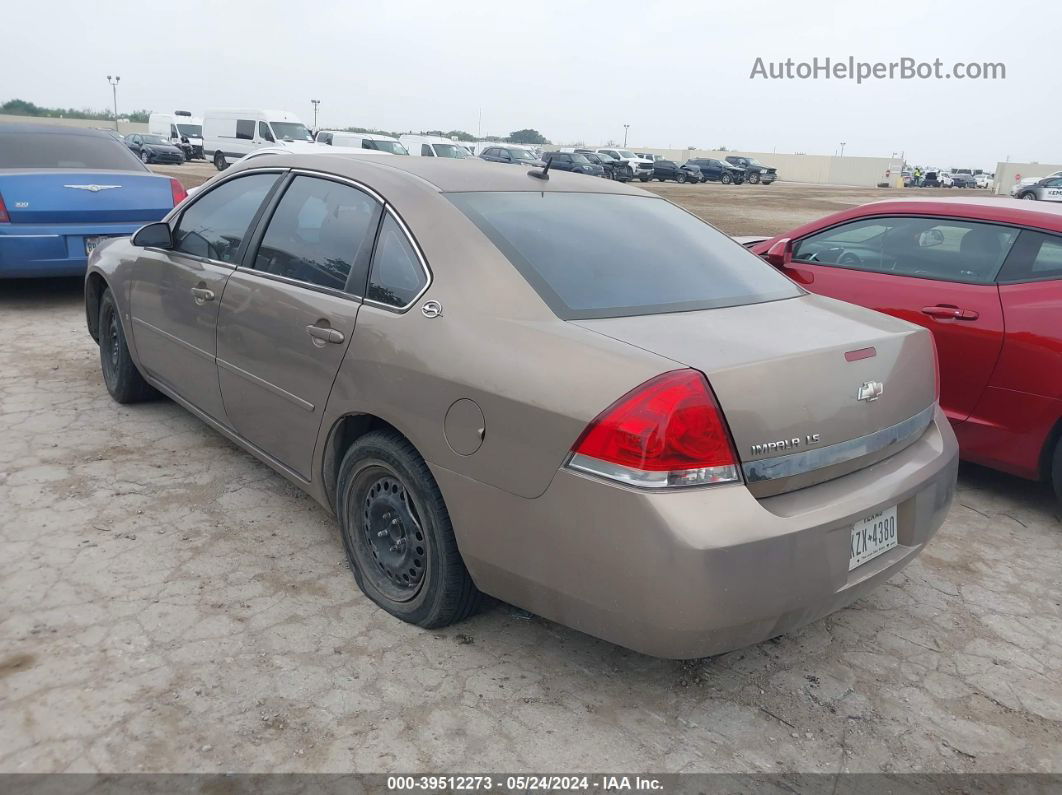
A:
98,289,159,404
1052,437,1062,503
213,150,228,171
748,172,761,184
140,150,151,164
337,430,480,628
676,172,687,184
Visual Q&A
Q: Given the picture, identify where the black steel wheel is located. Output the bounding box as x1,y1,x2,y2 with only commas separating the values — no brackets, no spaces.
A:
337,430,480,627
214,150,228,171
98,288,158,404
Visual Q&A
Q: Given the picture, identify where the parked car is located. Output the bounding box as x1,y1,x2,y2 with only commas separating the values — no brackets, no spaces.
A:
315,130,409,154
204,109,315,171
479,145,544,167
1014,176,1062,202
85,154,957,658
400,134,474,159
0,124,187,278
650,158,700,183
574,149,627,181
595,148,654,181
149,110,205,160
725,156,778,184
951,173,978,189
939,172,955,187
125,133,186,165
687,157,746,184
922,171,943,188
751,198,1062,500
542,151,605,177
975,173,994,190
1011,171,1062,196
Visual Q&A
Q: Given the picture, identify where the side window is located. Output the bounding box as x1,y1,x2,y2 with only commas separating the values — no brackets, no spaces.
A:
368,214,427,308
318,132,332,145
170,125,178,138
253,176,380,292
235,119,255,140
421,144,434,157
998,229,1062,283
258,122,275,143
793,216,1018,284
173,173,280,263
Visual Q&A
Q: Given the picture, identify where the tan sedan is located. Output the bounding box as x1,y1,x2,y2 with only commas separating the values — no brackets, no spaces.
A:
85,154,958,658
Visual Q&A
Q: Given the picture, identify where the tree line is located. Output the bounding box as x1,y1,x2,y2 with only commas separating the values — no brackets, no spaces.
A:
1,98,150,123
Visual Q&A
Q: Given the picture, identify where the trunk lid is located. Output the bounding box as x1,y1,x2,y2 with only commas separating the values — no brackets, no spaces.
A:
574,294,937,497
0,171,175,224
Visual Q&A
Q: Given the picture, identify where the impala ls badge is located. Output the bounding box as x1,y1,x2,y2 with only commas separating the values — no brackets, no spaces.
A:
64,184,122,192
857,381,884,402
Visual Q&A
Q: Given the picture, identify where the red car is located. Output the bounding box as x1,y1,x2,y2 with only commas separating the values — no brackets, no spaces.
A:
751,198,1062,499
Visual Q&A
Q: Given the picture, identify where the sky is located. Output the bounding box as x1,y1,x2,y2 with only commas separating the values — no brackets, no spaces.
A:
4,0,1059,170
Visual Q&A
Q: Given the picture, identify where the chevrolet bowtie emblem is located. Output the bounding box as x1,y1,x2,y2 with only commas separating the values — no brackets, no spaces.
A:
64,184,123,192
857,381,884,402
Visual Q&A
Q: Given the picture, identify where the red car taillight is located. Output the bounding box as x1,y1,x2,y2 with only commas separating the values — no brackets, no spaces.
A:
567,369,742,489
0,191,9,223
170,178,188,206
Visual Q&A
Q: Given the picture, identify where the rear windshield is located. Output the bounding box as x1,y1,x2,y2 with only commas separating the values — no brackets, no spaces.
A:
448,192,802,319
0,131,146,170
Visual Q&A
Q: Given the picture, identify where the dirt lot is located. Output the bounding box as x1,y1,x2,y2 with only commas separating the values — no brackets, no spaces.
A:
1,180,1059,775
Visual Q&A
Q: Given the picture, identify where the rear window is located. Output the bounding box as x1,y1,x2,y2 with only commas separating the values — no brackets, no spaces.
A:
0,131,146,170
448,192,802,319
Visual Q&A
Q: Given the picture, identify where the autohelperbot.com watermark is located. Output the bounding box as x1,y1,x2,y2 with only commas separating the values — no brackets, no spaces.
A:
750,56,1006,83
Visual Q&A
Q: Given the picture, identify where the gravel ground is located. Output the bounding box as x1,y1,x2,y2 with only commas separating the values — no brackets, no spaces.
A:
0,181,1059,774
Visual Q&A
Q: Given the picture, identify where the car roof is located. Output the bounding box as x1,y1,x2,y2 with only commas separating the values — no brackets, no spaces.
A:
0,123,114,137
227,152,651,196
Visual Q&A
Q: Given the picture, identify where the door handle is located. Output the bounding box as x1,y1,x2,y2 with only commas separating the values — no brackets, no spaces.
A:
921,305,979,321
306,324,345,344
190,287,215,304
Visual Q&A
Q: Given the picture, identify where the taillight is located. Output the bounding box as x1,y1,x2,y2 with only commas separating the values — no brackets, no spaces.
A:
567,369,742,489
170,178,188,206
0,191,9,223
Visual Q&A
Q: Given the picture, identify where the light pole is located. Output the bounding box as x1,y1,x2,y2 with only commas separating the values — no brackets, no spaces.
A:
311,99,320,130
106,75,121,132
623,124,630,147
839,141,846,157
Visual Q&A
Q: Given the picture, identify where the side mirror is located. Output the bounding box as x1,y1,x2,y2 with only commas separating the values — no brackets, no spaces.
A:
132,222,173,249
765,238,791,267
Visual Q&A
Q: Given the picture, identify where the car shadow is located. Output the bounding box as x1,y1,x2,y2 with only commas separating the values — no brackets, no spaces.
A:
0,277,84,309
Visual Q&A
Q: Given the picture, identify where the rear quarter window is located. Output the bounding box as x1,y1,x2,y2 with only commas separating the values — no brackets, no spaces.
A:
447,192,802,319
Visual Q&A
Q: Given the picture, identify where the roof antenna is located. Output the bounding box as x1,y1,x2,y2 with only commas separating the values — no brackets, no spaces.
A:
528,157,551,181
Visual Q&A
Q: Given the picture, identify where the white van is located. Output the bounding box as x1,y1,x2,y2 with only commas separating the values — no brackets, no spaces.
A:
399,134,474,159
203,109,315,170
149,111,205,159
315,130,408,154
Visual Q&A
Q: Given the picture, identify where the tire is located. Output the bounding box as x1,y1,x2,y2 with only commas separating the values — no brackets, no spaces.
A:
721,172,732,184
98,289,158,404
1020,192,1037,200
140,149,151,164
676,171,687,184
213,150,228,171
1052,437,1062,503
336,430,480,628
748,172,761,184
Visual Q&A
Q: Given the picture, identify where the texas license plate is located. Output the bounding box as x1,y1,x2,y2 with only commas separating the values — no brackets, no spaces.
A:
85,236,114,255
849,506,898,570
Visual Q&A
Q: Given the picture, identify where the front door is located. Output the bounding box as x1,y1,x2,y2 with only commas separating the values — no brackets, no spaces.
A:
215,173,383,479
786,214,1015,423
129,171,281,421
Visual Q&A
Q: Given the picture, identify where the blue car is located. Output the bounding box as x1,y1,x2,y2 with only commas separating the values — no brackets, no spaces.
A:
0,124,187,278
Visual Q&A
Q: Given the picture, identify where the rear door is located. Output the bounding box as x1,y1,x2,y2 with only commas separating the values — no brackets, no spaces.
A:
129,171,282,421
214,173,383,480
784,215,1015,422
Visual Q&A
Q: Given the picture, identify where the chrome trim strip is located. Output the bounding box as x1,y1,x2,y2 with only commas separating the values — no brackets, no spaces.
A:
362,205,433,314
131,317,214,362
216,357,315,413
233,267,362,302
0,234,62,239
742,405,936,483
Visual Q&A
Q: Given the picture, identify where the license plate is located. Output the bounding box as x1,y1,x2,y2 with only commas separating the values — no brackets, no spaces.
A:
849,506,898,570
85,236,109,255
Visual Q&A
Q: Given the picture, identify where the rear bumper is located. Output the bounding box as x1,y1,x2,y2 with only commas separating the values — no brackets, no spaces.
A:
0,222,142,278
435,406,958,659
